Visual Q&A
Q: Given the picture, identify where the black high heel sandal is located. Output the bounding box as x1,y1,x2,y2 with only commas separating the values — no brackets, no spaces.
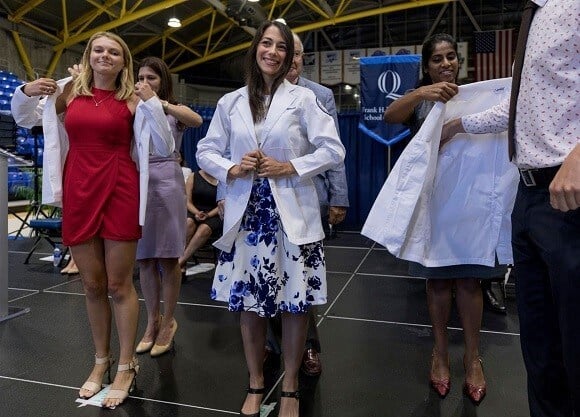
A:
281,390,300,399
280,390,300,415
240,387,265,417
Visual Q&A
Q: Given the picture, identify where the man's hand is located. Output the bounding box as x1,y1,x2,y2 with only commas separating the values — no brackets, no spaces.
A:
549,144,580,212
328,206,347,225
440,118,465,149
217,200,225,220
22,78,57,97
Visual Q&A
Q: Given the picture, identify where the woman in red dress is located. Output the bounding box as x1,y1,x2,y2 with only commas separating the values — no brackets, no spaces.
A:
12,32,146,409
63,33,141,409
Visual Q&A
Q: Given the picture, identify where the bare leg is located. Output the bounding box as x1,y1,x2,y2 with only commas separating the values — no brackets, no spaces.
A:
279,312,308,417
455,278,485,387
61,251,78,274
72,239,112,398
426,279,453,380
137,259,161,345
184,217,195,243
178,223,212,268
178,218,198,268
240,311,267,415
102,239,139,409
155,258,182,345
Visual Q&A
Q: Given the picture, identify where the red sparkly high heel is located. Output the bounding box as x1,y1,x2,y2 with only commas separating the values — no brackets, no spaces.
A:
463,356,486,405
429,353,451,398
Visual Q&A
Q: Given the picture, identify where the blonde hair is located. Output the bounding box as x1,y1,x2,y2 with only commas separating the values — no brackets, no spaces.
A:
71,31,134,101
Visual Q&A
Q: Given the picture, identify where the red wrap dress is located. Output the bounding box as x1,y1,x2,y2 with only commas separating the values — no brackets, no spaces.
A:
62,87,141,246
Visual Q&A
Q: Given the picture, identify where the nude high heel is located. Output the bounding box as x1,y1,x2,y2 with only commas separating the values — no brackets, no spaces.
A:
150,319,177,357
135,315,162,354
79,354,114,399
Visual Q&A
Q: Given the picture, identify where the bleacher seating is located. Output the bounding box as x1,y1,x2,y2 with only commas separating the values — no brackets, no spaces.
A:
0,71,22,111
190,105,215,121
1,70,43,200
7,170,34,196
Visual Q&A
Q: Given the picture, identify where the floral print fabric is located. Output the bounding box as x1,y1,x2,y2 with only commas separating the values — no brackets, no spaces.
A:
211,178,327,317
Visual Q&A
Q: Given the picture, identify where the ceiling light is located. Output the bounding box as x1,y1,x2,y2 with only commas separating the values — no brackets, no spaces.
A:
167,17,181,28
247,0,260,2
275,18,286,25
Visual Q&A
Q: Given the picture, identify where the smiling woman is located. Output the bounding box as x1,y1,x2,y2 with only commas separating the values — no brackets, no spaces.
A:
10,31,177,411
378,33,508,405
196,20,345,417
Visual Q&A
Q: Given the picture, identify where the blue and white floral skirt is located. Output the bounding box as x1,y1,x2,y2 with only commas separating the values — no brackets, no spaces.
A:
211,177,327,318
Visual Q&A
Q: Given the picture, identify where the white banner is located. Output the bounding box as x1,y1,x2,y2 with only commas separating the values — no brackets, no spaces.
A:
457,41,468,80
302,52,320,83
367,47,391,56
320,50,342,85
343,49,367,85
391,45,416,55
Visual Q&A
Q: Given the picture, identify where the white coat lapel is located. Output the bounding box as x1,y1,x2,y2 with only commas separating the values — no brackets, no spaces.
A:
238,87,259,147
260,80,296,148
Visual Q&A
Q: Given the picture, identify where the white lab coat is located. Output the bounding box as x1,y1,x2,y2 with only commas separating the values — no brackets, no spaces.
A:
196,79,345,252
362,78,519,267
10,78,175,225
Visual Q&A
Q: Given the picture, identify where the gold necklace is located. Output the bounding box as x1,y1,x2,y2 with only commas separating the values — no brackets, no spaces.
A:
91,91,115,107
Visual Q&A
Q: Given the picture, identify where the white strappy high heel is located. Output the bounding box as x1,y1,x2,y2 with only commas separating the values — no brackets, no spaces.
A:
78,354,114,399
102,357,139,409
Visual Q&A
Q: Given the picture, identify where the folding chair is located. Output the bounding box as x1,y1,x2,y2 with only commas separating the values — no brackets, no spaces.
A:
24,216,68,266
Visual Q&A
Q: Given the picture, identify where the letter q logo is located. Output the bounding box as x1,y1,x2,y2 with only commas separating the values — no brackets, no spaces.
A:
378,70,403,100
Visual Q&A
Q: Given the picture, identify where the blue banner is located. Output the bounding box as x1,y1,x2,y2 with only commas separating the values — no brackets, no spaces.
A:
358,55,421,146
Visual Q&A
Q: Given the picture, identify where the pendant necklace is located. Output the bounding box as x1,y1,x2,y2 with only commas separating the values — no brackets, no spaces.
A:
91,91,115,107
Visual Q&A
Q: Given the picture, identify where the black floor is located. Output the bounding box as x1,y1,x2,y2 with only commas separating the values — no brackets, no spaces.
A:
2,233,528,417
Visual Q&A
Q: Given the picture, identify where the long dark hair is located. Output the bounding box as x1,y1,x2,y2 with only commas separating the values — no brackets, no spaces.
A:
419,33,458,86
245,20,294,123
137,56,177,104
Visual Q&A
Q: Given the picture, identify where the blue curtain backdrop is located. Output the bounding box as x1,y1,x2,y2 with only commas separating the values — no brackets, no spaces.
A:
181,110,391,231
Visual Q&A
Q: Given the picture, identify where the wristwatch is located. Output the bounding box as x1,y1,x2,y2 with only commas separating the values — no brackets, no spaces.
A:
162,100,169,113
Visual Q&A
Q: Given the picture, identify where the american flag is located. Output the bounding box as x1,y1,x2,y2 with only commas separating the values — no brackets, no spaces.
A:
474,29,514,81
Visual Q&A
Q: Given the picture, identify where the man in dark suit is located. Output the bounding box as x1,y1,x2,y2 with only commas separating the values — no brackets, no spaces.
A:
266,32,349,377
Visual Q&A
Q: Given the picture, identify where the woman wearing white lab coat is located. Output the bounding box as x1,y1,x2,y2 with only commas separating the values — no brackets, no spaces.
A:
11,32,174,409
196,21,344,417
378,33,506,404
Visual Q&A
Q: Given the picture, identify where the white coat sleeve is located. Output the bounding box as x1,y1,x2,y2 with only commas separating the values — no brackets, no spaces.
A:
290,93,345,179
135,98,175,157
196,97,236,184
10,87,45,128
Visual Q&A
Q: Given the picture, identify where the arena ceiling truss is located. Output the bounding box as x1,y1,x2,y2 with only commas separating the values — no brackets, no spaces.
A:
0,0,470,80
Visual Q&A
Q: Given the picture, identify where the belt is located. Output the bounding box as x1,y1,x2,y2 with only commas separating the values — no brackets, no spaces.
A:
519,165,561,187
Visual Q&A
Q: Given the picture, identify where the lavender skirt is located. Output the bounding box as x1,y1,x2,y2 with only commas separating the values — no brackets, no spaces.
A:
136,157,186,260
